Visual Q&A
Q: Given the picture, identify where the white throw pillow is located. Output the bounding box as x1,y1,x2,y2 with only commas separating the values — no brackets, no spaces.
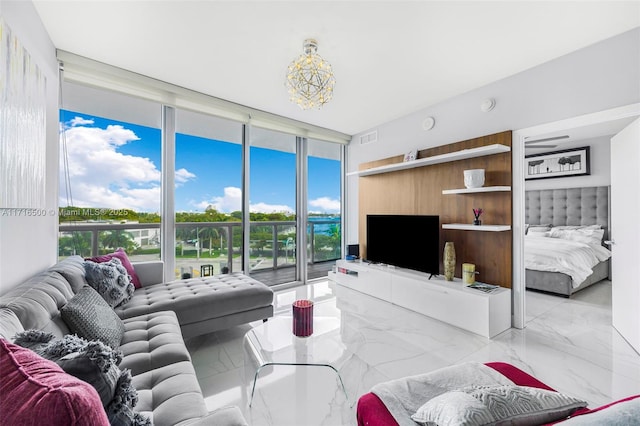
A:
411,385,587,426
549,228,605,246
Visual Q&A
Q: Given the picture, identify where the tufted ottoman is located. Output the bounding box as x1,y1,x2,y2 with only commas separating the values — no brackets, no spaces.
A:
114,272,274,339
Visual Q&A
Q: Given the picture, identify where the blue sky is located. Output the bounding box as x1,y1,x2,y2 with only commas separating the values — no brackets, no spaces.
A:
59,110,340,214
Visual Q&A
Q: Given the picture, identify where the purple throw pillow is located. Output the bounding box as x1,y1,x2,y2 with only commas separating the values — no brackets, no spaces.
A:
86,248,141,289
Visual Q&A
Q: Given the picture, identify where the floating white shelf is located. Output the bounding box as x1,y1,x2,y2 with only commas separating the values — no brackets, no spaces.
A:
347,144,511,177
442,224,511,231
442,186,511,194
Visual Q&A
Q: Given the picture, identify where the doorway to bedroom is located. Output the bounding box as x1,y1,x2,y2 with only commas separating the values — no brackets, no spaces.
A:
512,103,640,332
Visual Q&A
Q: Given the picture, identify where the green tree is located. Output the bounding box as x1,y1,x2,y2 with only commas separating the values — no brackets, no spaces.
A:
101,230,137,253
198,226,220,256
58,232,92,257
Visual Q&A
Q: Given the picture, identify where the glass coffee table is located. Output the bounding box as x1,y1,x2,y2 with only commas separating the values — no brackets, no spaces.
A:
243,315,354,407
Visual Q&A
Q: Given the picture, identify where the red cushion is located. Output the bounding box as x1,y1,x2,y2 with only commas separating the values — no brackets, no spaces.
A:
356,362,557,426
86,248,141,288
0,339,109,426
357,392,398,426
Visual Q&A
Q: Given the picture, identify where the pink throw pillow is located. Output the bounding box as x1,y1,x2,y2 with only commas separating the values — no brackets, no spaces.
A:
0,339,109,426
86,248,141,288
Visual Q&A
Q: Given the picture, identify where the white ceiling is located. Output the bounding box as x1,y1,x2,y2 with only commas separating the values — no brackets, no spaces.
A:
32,1,640,136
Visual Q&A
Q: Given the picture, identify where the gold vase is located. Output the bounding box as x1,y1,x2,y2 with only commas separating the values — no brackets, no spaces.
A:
443,241,455,281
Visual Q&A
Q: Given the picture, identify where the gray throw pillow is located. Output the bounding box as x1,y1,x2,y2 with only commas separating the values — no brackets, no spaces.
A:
13,332,122,407
61,285,125,349
84,257,134,308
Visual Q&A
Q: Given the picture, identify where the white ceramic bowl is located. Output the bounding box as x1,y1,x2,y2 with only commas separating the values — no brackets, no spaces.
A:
464,169,485,188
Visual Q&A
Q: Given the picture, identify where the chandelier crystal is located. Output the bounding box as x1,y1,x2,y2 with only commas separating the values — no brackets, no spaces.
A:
285,39,336,110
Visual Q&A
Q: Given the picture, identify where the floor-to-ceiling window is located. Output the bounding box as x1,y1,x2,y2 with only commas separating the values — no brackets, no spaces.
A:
307,138,342,281
174,109,243,278
57,58,348,287
58,82,162,262
248,127,298,285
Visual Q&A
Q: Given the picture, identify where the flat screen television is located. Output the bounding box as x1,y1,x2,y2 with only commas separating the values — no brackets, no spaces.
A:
366,214,440,277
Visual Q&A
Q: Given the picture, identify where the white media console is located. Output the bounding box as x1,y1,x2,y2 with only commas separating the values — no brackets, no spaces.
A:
328,259,511,338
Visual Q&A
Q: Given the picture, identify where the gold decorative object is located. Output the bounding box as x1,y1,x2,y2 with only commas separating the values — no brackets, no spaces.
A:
443,241,456,281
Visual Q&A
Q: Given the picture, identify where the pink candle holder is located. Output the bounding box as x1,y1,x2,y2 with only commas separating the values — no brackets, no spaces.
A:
292,299,313,337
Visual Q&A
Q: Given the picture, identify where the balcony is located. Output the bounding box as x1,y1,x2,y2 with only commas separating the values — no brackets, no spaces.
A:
59,219,341,286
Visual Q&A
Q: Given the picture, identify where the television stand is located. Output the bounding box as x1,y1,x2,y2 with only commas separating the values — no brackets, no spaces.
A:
329,260,511,338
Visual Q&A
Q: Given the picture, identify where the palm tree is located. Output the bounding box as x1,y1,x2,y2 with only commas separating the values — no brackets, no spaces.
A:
58,232,92,257
101,230,137,253
198,226,220,256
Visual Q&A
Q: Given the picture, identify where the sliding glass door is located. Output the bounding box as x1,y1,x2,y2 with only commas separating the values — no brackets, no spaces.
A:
248,127,298,285
307,138,342,281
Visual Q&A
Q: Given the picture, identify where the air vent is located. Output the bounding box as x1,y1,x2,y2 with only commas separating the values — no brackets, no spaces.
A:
359,130,378,145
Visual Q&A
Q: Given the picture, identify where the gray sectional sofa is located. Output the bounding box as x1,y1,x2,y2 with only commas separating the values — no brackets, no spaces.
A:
0,255,275,425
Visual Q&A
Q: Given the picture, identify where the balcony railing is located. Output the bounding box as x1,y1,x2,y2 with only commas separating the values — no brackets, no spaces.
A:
59,219,341,279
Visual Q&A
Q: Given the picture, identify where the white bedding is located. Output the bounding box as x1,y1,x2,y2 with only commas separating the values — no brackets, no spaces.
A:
525,235,611,287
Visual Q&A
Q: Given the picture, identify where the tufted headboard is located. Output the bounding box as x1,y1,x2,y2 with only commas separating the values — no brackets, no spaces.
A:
525,186,610,240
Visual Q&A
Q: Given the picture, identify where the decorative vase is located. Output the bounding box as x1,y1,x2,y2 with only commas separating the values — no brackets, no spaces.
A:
473,219,481,225
292,299,314,337
443,242,456,281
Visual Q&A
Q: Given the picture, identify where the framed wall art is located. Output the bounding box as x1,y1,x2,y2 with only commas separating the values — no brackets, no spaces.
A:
0,17,47,208
525,146,590,180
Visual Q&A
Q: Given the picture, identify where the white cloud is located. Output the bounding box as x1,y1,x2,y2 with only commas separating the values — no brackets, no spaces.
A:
250,202,294,214
176,168,196,184
309,196,340,213
70,116,94,126
60,119,195,211
191,186,294,214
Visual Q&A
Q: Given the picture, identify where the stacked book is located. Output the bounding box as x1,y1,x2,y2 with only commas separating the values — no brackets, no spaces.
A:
467,282,500,293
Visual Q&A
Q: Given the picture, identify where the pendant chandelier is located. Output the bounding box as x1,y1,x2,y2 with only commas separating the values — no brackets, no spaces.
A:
285,39,336,110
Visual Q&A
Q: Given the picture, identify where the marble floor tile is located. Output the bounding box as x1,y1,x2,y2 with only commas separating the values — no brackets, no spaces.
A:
187,278,640,426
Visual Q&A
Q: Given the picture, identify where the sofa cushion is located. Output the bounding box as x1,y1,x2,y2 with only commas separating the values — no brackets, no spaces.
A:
114,273,274,326
85,257,135,308
49,255,88,293
132,360,208,426
0,338,110,426
87,248,142,289
119,310,193,376
411,384,587,426
0,308,24,341
0,270,74,338
61,286,125,349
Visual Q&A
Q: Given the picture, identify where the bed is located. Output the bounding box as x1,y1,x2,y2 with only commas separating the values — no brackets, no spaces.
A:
524,186,612,297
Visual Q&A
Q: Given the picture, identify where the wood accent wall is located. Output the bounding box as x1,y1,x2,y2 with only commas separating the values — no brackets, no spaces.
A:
358,130,512,287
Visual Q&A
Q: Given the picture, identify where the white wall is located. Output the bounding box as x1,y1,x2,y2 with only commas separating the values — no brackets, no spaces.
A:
525,136,611,191
0,1,59,293
346,28,640,244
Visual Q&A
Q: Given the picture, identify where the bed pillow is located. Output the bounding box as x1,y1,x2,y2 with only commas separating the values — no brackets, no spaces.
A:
552,225,602,231
527,225,552,237
411,384,587,426
87,248,141,289
549,227,605,246
60,285,125,349
84,257,135,307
